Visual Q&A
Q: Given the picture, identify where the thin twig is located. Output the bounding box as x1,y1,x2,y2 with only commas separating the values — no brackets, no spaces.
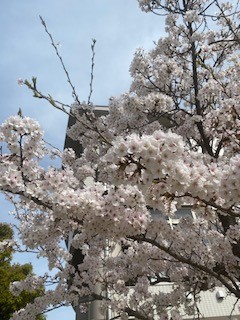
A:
229,297,239,319
87,39,96,105
43,139,62,154
39,16,81,105
42,303,67,314
24,78,73,116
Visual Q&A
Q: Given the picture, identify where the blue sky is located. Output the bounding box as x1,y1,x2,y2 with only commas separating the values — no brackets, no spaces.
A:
0,1,165,319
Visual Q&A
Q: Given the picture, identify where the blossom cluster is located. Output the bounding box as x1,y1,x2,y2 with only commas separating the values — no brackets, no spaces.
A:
10,275,45,296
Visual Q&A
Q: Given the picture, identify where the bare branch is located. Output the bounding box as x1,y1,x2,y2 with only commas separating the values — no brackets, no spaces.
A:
39,16,81,105
87,39,96,105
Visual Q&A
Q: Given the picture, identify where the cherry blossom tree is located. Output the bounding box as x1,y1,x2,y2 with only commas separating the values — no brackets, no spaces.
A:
1,0,240,319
